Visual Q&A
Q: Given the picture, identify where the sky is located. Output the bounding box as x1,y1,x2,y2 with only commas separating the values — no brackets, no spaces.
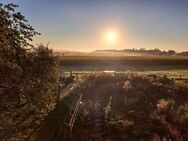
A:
1,0,188,52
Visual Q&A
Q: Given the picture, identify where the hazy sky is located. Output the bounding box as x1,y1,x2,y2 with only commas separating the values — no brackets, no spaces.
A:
2,0,188,52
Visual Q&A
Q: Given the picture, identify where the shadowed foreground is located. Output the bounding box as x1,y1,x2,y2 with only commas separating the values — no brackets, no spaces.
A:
35,97,71,141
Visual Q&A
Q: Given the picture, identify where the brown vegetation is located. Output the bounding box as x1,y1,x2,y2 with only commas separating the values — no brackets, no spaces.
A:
0,3,59,140
69,74,188,141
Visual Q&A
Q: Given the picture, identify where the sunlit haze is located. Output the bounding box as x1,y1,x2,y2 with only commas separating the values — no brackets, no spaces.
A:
2,0,188,52
1,1,188,141
105,31,118,44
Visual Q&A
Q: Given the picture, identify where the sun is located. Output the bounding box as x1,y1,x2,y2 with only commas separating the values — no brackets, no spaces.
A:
105,31,117,43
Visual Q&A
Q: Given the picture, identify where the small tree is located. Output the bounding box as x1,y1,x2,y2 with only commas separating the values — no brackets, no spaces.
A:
167,50,176,56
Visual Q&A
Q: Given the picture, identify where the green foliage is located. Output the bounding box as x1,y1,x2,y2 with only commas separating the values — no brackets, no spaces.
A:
0,3,40,63
0,3,58,140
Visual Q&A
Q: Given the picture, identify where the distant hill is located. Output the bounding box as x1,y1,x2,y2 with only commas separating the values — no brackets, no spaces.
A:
91,50,143,56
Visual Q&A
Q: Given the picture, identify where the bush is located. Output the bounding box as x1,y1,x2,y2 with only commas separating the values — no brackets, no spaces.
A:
0,3,59,140
177,103,188,120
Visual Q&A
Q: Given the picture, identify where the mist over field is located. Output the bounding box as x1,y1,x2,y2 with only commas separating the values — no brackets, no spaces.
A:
1,1,188,141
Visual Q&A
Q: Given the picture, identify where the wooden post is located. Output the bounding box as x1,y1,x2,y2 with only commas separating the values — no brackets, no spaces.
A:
56,84,61,106
76,74,78,80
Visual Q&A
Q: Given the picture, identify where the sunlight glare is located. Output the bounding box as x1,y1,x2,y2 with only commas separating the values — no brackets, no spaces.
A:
105,31,117,43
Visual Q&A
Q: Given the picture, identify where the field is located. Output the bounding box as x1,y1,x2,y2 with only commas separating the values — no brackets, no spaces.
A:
60,56,188,79
60,56,188,70
1,1,188,141
57,56,188,140
2,55,188,141
54,74,188,141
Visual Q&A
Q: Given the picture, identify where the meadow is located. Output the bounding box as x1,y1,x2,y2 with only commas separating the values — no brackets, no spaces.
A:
60,56,188,77
64,74,188,141
1,2,188,141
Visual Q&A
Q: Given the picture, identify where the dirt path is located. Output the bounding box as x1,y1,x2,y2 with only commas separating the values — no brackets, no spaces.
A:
33,83,78,141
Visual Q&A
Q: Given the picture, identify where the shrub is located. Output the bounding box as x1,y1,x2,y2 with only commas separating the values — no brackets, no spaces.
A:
0,3,59,140
176,103,188,120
